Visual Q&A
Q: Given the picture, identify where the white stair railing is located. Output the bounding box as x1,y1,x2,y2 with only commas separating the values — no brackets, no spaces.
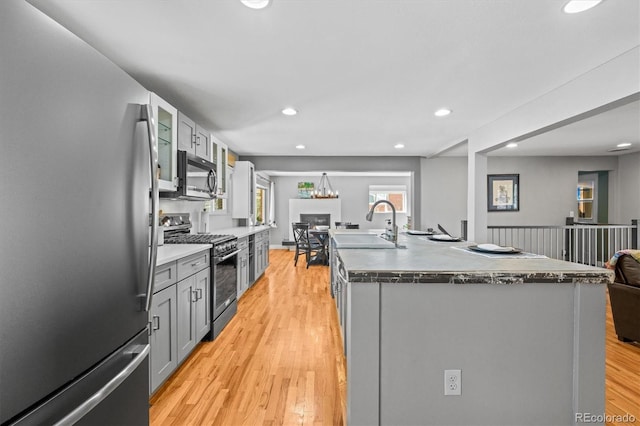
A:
487,220,638,267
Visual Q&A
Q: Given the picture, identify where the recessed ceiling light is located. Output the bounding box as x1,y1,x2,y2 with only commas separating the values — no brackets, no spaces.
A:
434,108,451,117
295,144,305,150
240,0,270,10
617,142,632,148
394,143,405,149
562,0,603,14
282,107,297,116
506,142,518,148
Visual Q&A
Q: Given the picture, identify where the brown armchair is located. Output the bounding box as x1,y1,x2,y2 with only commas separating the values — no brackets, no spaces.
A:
607,254,640,343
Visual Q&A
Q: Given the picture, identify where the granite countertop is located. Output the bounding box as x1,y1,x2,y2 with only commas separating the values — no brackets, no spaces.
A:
213,225,272,238
157,244,212,266
332,231,614,285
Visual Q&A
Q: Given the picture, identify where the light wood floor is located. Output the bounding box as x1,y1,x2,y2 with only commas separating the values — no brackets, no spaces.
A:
150,249,640,425
605,290,640,426
149,249,346,425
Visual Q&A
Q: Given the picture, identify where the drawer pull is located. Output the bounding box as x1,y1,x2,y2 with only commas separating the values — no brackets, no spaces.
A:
191,261,204,267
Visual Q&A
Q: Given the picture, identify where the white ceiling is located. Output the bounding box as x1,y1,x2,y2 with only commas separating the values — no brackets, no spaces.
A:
28,0,640,158
440,98,640,157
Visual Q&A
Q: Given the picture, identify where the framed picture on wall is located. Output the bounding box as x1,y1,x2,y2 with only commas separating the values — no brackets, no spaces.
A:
487,174,519,211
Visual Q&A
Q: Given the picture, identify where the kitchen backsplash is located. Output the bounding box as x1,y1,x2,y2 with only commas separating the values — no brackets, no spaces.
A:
159,199,239,233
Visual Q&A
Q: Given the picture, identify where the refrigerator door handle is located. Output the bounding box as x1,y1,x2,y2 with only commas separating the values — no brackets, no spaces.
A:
52,344,150,426
141,104,159,312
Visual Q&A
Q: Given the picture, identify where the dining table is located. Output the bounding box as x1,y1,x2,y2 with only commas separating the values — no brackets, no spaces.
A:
309,229,330,265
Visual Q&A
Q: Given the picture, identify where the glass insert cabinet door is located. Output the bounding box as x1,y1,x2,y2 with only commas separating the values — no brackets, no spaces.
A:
150,93,178,192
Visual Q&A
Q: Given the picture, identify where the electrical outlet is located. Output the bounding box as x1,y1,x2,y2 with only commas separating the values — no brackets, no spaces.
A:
444,369,461,396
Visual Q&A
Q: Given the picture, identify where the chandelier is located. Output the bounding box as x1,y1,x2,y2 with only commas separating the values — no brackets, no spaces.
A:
313,172,339,198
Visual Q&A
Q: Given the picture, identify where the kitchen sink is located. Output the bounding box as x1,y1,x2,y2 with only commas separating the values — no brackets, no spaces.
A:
332,233,396,249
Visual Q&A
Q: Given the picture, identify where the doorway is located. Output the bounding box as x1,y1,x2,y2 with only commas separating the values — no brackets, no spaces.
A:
577,171,609,224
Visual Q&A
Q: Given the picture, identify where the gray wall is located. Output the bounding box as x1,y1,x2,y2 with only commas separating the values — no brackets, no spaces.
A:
214,153,637,244
243,156,422,231
420,157,468,236
271,175,412,244
617,152,640,223
486,156,620,226
418,155,639,240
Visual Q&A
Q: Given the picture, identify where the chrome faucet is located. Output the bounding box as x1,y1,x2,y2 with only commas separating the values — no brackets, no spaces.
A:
366,200,400,247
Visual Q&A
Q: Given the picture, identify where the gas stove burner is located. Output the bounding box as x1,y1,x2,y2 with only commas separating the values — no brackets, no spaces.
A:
164,233,234,245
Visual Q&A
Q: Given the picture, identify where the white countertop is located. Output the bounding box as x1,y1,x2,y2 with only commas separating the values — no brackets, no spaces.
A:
156,244,212,266
155,226,272,266
213,225,272,238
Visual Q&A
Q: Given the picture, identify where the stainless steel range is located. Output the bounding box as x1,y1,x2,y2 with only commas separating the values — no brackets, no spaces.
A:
162,213,239,340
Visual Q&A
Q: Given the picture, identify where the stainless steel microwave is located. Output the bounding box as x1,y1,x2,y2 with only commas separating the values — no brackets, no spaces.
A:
160,150,217,200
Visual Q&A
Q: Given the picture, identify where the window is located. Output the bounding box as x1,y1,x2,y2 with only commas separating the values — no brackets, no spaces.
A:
368,185,407,213
256,186,266,224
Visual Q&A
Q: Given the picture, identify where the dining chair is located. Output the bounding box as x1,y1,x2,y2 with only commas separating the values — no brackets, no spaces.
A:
292,222,322,268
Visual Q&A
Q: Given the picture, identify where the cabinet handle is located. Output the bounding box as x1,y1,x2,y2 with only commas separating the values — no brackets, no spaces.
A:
152,315,160,331
196,135,201,146
192,290,198,303
191,261,204,267
191,133,197,147
197,288,203,300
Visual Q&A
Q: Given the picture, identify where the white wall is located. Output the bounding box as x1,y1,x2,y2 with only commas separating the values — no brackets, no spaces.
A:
272,175,412,244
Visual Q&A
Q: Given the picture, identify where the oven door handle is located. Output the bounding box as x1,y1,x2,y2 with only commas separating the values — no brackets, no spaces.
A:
215,249,241,263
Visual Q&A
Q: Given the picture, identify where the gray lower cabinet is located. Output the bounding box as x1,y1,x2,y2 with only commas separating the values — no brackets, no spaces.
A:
262,232,269,272
253,230,270,282
150,250,210,395
237,237,249,298
149,285,177,394
176,275,197,363
194,268,210,341
256,234,264,279
176,269,209,363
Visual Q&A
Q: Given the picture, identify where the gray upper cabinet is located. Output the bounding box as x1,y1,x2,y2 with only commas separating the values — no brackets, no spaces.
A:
232,161,256,221
178,112,197,155
150,93,178,192
178,111,211,161
195,125,210,160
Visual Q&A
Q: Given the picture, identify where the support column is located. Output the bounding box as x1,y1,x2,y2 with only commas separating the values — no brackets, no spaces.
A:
467,150,487,242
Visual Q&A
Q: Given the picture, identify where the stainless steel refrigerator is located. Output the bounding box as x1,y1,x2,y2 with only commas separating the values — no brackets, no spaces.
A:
0,1,158,424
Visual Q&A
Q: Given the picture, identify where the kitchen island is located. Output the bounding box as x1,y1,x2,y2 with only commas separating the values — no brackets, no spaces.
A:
330,231,613,426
